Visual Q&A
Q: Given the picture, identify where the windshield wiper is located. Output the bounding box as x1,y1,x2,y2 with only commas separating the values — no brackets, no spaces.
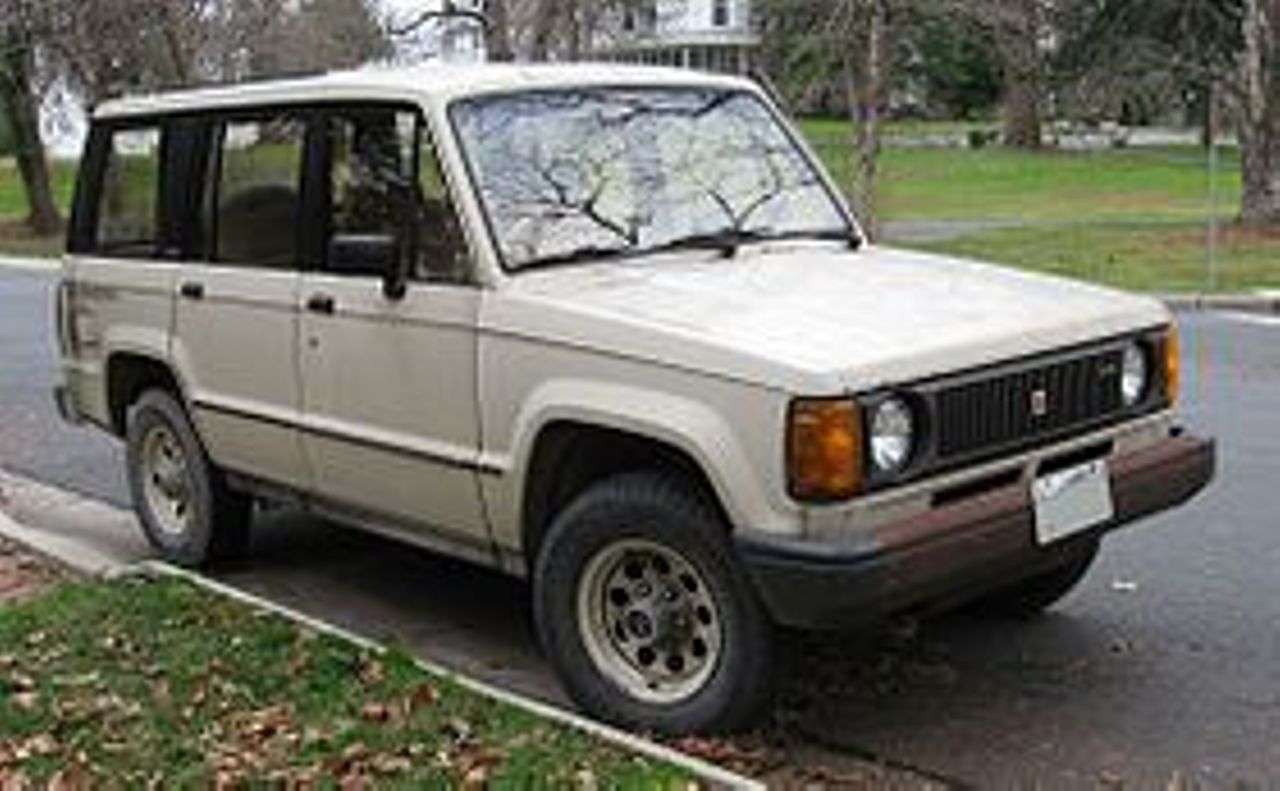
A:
652,227,860,259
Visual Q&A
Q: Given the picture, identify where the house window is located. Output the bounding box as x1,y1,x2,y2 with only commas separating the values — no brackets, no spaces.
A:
713,0,730,27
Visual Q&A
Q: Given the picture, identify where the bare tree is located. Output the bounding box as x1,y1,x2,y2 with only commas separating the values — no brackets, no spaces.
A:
1240,0,1280,224
844,0,888,239
487,0,516,61
755,0,894,234
0,0,60,235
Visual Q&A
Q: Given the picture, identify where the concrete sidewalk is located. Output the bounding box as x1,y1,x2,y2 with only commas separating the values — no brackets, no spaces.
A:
0,256,59,274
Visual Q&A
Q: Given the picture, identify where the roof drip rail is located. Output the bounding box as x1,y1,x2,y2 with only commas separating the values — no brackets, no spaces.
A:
107,69,332,103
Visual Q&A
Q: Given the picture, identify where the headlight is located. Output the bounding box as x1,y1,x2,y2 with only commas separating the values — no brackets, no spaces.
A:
869,397,915,473
1120,342,1149,406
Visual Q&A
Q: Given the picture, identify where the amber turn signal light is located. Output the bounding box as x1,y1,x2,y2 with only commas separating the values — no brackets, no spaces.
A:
1163,326,1181,406
788,399,863,502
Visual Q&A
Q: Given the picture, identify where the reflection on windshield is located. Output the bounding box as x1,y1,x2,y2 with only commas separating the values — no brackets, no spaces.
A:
451,88,852,271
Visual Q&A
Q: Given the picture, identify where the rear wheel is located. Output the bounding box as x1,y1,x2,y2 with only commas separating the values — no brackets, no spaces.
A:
125,389,251,568
533,472,774,734
972,539,1100,618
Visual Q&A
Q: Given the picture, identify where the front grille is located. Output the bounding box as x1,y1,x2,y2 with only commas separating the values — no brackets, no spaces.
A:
935,348,1125,460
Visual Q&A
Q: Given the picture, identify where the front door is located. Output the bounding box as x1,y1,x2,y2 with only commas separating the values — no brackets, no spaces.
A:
297,105,488,545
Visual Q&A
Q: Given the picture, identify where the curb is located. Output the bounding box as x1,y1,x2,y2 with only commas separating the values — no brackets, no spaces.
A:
0,502,129,577
0,256,60,274
132,562,763,790
1157,293,1280,314
0,484,762,790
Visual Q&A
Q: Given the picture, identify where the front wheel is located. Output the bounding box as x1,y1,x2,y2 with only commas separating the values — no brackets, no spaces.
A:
533,472,775,735
125,389,251,568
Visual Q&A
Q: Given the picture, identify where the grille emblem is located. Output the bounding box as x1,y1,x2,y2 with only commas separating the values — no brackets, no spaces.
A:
1030,388,1049,418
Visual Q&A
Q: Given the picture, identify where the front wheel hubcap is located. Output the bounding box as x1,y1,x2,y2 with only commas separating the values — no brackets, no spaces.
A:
578,539,724,705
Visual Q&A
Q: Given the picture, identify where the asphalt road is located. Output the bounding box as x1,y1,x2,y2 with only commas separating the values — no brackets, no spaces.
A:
2,264,1276,787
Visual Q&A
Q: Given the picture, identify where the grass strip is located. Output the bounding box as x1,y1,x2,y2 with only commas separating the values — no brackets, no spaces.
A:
0,575,693,788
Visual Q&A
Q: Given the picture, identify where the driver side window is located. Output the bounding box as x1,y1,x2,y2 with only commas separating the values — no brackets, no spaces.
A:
327,107,470,284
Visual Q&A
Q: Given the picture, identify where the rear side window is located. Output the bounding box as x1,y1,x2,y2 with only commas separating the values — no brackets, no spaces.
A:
209,116,307,268
95,127,162,256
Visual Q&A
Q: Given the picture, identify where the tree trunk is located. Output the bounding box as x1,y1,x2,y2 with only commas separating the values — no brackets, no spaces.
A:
486,0,514,62
844,0,885,241
0,22,61,236
1002,73,1042,149
1239,0,1280,225
996,0,1044,150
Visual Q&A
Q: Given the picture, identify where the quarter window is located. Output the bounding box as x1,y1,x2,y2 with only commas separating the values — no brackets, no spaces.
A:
210,115,306,268
95,127,162,256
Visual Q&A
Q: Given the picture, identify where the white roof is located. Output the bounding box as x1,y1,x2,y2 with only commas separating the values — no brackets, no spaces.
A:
94,62,754,120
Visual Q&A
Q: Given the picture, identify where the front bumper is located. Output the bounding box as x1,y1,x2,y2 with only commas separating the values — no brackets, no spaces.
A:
737,431,1216,630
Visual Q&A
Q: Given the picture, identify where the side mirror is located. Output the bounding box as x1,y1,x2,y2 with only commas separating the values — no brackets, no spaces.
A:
328,234,407,300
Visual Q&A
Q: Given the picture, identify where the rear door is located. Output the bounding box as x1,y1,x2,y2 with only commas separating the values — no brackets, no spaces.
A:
170,109,315,489
296,104,488,549
63,120,177,424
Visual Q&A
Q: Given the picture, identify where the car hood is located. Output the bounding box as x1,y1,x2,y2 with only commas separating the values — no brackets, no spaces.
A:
490,243,1171,393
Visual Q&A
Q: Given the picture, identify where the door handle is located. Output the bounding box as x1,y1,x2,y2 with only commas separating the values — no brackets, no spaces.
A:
306,293,336,315
179,282,204,300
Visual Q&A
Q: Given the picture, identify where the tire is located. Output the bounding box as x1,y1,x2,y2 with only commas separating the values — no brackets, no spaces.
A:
125,388,251,568
533,472,775,735
971,539,1100,619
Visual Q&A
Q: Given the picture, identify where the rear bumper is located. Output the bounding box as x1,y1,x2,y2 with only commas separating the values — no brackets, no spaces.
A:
53,384,82,425
737,432,1216,630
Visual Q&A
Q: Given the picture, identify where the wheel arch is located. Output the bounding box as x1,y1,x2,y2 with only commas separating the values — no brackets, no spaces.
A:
105,352,186,437
520,420,738,566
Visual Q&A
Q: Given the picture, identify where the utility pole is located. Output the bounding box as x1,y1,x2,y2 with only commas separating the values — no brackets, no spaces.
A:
1206,78,1221,293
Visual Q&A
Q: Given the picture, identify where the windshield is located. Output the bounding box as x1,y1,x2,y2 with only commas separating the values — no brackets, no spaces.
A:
450,87,854,271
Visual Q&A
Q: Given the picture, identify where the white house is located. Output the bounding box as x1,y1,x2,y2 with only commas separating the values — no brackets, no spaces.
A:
390,0,758,74
593,0,759,74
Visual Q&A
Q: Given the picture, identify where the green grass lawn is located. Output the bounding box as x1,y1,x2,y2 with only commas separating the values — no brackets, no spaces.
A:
0,158,77,220
915,222,1280,293
798,119,1268,292
0,575,692,787
800,121,1240,223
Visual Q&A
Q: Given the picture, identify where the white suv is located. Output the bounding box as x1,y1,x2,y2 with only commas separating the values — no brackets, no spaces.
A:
55,63,1215,733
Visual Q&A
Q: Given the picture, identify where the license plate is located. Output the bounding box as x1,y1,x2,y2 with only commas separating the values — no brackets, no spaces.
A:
1032,460,1114,546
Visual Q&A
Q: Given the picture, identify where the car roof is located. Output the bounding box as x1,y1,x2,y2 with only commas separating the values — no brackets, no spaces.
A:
94,61,756,120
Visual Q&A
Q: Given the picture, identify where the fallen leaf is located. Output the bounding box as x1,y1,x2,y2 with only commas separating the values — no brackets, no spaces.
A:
358,658,384,686
0,769,32,791
10,693,36,712
47,764,91,791
575,768,598,791
7,673,36,693
370,754,412,775
360,703,391,724
409,684,439,710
